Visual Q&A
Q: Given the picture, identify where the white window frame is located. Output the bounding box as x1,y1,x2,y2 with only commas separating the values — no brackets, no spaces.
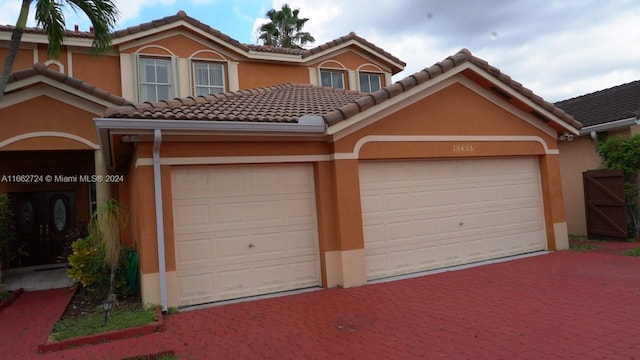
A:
358,72,382,93
319,69,345,89
191,61,226,96
135,54,177,102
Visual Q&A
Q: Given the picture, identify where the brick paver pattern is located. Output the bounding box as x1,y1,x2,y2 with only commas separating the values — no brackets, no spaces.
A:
1,242,639,359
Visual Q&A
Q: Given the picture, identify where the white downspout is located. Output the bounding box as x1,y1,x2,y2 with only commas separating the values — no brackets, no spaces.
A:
153,129,168,311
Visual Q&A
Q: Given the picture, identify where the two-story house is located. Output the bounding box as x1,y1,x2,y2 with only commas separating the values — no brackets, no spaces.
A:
1,11,580,309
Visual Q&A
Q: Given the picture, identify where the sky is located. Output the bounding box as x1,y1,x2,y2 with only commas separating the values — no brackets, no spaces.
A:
0,0,638,102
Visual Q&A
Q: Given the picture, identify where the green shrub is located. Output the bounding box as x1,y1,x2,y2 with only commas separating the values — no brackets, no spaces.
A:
67,237,109,294
67,237,131,297
0,194,17,263
623,247,640,256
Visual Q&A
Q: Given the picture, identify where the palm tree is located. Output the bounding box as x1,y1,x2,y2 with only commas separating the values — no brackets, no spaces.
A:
257,4,315,49
0,0,119,102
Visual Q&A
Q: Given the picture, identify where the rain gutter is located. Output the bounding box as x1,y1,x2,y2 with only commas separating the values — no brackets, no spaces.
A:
153,129,168,312
579,116,640,136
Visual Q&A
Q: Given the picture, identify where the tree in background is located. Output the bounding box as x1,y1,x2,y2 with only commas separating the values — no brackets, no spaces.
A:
258,4,315,49
0,0,119,102
596,134,640,237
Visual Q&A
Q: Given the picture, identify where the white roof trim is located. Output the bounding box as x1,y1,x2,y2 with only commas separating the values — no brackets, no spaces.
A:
0,131,99,150
1,82,116,114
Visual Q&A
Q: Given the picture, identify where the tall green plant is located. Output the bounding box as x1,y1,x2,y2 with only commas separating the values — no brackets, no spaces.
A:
89,199,127,301
596,133,640,237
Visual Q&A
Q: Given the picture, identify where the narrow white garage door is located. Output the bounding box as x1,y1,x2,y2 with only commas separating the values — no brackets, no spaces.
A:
172,164,321,306
360,157,546,280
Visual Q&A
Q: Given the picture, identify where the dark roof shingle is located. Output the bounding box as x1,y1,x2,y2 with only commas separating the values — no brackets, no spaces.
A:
555,80,640,127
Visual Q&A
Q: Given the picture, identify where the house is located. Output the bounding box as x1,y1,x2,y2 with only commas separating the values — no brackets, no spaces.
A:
1,11,580,309
555,80,640,236
0,10,403,267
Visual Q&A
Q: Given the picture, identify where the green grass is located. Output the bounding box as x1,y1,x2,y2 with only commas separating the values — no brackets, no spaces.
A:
623,247,640,256
52,303,157,341
0,287,9,302
569,242,598,251
123,353,177,360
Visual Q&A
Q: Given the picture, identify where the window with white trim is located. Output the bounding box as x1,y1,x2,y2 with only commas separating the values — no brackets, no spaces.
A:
320,70,345,89
193,62,225,96
138,57,173,102
359,73,382,93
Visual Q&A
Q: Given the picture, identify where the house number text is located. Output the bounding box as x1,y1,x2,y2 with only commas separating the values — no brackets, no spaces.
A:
452,144,474,152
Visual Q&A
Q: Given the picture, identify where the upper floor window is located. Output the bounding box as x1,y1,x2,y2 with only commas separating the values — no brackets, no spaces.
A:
139,57,173,102
320,70,344,89
193,62,225,96
359,73,381,93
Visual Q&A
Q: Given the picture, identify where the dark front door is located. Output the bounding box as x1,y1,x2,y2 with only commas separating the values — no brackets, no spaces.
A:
9,191,76,267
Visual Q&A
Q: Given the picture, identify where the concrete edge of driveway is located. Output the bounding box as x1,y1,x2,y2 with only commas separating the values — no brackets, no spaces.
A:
0,287,24,312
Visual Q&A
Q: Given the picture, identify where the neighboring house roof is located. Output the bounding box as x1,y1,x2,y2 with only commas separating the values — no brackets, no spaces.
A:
555,80,640,128
6,62,132,106
104,48,580,130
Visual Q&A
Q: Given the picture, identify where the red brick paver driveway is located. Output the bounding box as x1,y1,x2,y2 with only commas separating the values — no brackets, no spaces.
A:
2,242,639,359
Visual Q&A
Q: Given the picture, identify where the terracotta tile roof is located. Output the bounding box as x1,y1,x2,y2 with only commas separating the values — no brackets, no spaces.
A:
113,10,251,52
458,49,581,130
7,62,132,106
104,84,367,121
105,48,579,132
247,32,406,67
116,11,405,68
1,11,405,71
0,24,95,38
555,80,640,127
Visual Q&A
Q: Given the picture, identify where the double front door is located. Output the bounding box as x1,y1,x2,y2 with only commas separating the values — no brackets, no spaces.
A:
9,191,76,267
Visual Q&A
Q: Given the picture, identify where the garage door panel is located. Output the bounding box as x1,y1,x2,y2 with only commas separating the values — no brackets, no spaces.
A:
361,158,546,280
252,263,287,292
217,268,252,299
173,164,321,306
172,170,209,199
173,203,210,230
176,236,213,265
178,273,215,306
288,229,318,251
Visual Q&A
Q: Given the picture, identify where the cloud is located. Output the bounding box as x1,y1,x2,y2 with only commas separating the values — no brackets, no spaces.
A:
257,0,640,101
3,0,638,101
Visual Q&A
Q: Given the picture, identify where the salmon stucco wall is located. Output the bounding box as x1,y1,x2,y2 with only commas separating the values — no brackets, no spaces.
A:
558,135,603,235
0,96,99,150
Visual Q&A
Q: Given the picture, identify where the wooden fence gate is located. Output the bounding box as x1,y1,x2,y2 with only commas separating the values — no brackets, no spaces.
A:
583,169,627,239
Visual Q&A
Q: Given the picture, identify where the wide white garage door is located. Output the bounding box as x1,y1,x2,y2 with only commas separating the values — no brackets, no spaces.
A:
360,157,546,280
172,164,321,306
